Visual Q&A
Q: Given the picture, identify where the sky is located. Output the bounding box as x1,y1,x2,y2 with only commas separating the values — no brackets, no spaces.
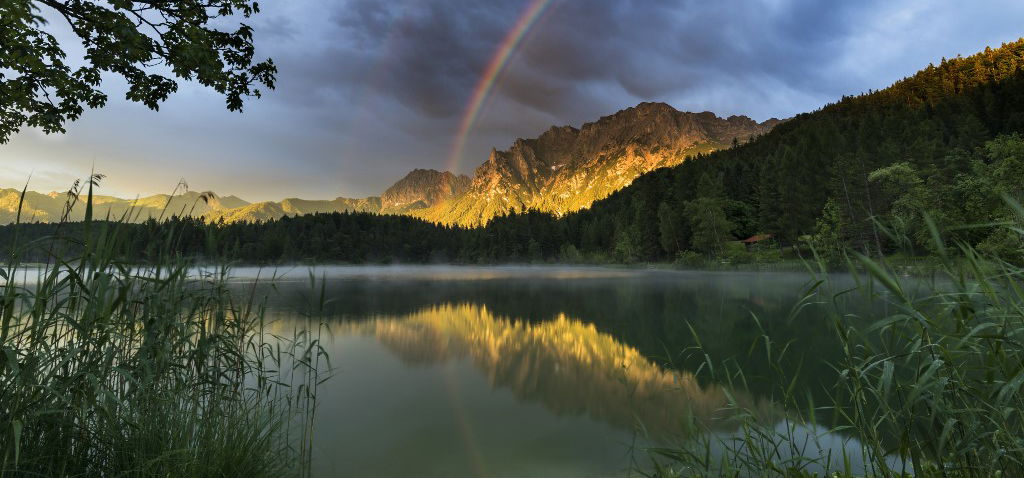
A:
2,0,1024,201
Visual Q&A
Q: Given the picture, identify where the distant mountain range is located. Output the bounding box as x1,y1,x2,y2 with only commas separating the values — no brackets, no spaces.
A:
202,197,382,224
0,104,778,226
0,189,249,225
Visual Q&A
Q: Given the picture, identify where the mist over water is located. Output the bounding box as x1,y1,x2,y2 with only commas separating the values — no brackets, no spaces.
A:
220,264,665,281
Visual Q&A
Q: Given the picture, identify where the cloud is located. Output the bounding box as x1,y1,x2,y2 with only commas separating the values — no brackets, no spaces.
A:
3,0,1023,200
302,0,876,123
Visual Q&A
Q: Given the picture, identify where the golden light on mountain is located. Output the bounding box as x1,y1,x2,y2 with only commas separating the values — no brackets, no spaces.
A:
337,303,779,439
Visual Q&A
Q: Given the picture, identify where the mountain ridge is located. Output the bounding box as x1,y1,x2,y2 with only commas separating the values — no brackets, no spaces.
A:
0,189,250,224
1,103,779,226
413,102,780,225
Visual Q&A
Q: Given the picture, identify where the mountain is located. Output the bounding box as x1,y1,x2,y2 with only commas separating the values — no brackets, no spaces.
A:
0,170,448,225
380,169,471,214
413,103,780,226
198,169,471,223
543,38,1024,260
0,188,249,224
2,104,776,226
8,39,1024,266
203,197,382,223
80,38,1023,265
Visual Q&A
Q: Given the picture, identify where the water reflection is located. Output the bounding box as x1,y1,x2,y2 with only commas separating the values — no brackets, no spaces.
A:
251,267,881,476
338,303,779,440
264,268,852,399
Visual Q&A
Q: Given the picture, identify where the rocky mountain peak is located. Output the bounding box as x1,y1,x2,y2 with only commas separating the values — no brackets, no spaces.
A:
414,102,782,226
381,169,471,213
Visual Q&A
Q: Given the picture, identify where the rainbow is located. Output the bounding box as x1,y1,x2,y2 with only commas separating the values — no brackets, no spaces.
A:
445,0,554,173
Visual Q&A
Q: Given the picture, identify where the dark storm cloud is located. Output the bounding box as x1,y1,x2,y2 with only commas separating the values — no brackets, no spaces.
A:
291,0,877,125
331,0,519,117
240,0,910,180
5,0,1024,201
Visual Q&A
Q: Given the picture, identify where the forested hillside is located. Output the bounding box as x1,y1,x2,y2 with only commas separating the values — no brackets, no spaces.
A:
562,39,1024,261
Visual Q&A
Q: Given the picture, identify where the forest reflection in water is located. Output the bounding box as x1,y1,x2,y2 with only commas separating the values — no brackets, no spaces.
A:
249,267,877,477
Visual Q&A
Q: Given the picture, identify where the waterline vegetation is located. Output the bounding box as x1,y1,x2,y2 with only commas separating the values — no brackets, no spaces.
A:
0,179,322,476
642,207,1024,477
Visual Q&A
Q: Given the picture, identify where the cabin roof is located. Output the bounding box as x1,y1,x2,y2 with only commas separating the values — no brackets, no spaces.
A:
741,233,773,243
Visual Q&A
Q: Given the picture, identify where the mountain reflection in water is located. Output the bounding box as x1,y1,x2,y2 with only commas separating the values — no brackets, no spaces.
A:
250,268,881,477
328,303,779,439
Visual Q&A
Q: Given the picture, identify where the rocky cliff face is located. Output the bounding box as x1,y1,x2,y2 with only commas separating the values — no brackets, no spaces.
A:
414,102,780,226
380,169,471,214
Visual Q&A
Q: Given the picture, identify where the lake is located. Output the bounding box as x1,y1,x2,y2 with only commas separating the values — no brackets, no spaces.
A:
225,265,886,477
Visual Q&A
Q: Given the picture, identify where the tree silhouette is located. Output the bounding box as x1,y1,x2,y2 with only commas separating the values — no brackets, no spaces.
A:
0,0,275,142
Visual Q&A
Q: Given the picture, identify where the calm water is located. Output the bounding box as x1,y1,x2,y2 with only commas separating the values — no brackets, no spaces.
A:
227,266,883,477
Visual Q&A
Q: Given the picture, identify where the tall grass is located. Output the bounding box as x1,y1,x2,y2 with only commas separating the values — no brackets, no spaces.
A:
645,209,1024,477
0,178,322,476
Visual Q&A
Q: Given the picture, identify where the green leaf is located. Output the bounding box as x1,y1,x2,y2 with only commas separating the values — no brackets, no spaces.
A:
12,419,22,466
853,251,905,302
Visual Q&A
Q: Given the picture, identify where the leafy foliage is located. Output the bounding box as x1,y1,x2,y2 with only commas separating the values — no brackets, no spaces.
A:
0,0,275,142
